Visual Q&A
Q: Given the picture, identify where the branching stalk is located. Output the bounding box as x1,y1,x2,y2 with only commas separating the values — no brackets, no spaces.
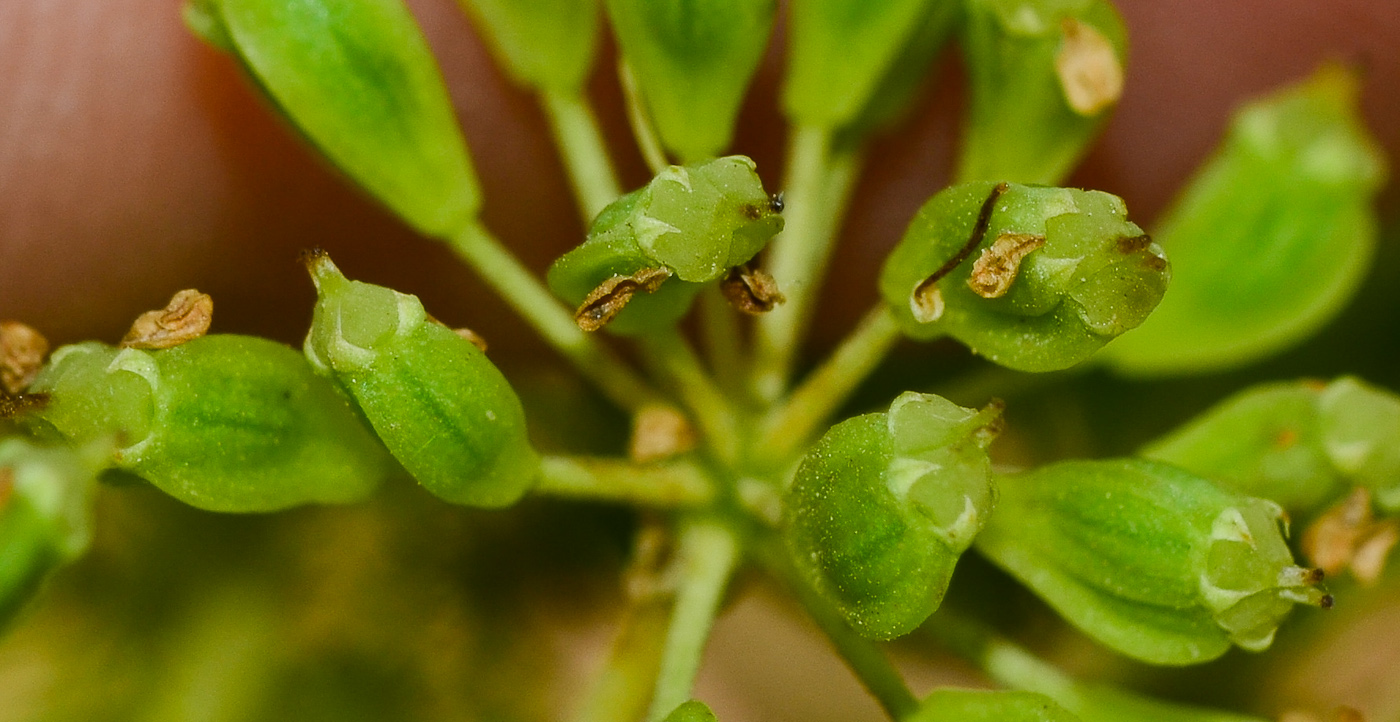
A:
541,89,624,223
446,223,660,412
535,455,716,507
639,328,742,465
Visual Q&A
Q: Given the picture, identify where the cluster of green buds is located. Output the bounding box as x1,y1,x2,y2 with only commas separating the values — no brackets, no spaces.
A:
0,438,99,627
548,156,785,334
976,459,1331,665
304,251,539,508
880,181,1170,372
784,392,1002,639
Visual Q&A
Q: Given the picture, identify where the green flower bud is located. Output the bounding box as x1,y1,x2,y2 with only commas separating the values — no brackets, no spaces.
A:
879,181,1169,372
305,253,539,508
784,0,950,130
785,392,1001,640
957,0,1127,184
1104,65,1387,376
189,0,480,237
548,156,784,334
839,1,960,140
23,336,389,512
0,438,99,627
976,459,1331,665
606,0,776,162
1145,377,1400,513
459,0,599,94
909,689,1080,722
663,700,718,722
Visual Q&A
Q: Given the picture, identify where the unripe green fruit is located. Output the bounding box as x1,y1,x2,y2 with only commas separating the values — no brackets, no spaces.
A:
976,458,1330,665
784,392,1001,640
305,253,539,508
548,156,783,334
24,336,389,512
880,181,1169,372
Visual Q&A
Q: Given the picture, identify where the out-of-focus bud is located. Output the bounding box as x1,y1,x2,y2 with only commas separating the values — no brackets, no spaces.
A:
785,392,1001,639
976,458,1331,665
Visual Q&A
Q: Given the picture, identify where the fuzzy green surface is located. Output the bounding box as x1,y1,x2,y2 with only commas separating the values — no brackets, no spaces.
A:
880,181,1168,372
606,0,775,162
1105,66,1387,376
460,0,598,94
307,272,539,508
958,0,1127,184
910,689,1080,722
783,0,939,129
210,0,480,237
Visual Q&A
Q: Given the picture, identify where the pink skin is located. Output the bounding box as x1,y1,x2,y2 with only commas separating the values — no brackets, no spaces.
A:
0,0,1396,360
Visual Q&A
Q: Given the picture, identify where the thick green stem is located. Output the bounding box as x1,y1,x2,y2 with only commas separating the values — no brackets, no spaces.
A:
646,518,741,722
757,306,904,463
756,539,919,720
446,223,659,412
639,329,742,465
619,61,670,175
535,455,716,508
922,614,1075,699
698,285,746,398
751,126,863,402
541,90,624,223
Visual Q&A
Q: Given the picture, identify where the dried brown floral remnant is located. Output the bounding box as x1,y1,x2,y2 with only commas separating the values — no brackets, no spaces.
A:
1302,487,1400,585
454,327,489,353
910,283,946,323
909,183,1010,323
1055,17,1123,116
720,264,785,315
574,267,673,332
968,233,1046,299
120,289,214,349
1,321,49,394
629,404,698,464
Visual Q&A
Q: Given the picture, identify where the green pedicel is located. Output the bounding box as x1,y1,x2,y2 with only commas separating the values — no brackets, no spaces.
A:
785,392,1001,640
548,156,784,335
23,337,388,512
909,689,1081,722
305,253,540,508
880,181,1169,372
976,458,1330,665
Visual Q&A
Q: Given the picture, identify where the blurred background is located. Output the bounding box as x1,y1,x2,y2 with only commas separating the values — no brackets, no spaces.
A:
2,0,1399,720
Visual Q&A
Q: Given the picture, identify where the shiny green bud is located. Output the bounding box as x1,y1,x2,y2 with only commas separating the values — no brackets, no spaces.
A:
1104,66,1386,376
548,156,784,334
957,0,1127,184
1145,377,1400,513
879,181,1169,372
305,253,539,508
910,689,1081,722
662,700,718,722
785,392,1001,640
23,337,389,512
0,438,99,627
606,0,776,162
976,459,1330,665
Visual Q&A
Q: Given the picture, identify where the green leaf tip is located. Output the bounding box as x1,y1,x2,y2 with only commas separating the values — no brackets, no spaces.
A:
784,392,1001,639
1104,64,1387,377
880,181,1169,372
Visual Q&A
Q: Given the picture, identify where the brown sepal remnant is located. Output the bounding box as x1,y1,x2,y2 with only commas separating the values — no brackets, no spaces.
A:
1303,487,1400,585
968,233,1046,299
574,267,672,332
720,265,786,315
1,321,49,394
0,466,13,511
120,289,213,349
454,328,489,353
910,183,1010,323
629,405,698,464
1055,17,1123,116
